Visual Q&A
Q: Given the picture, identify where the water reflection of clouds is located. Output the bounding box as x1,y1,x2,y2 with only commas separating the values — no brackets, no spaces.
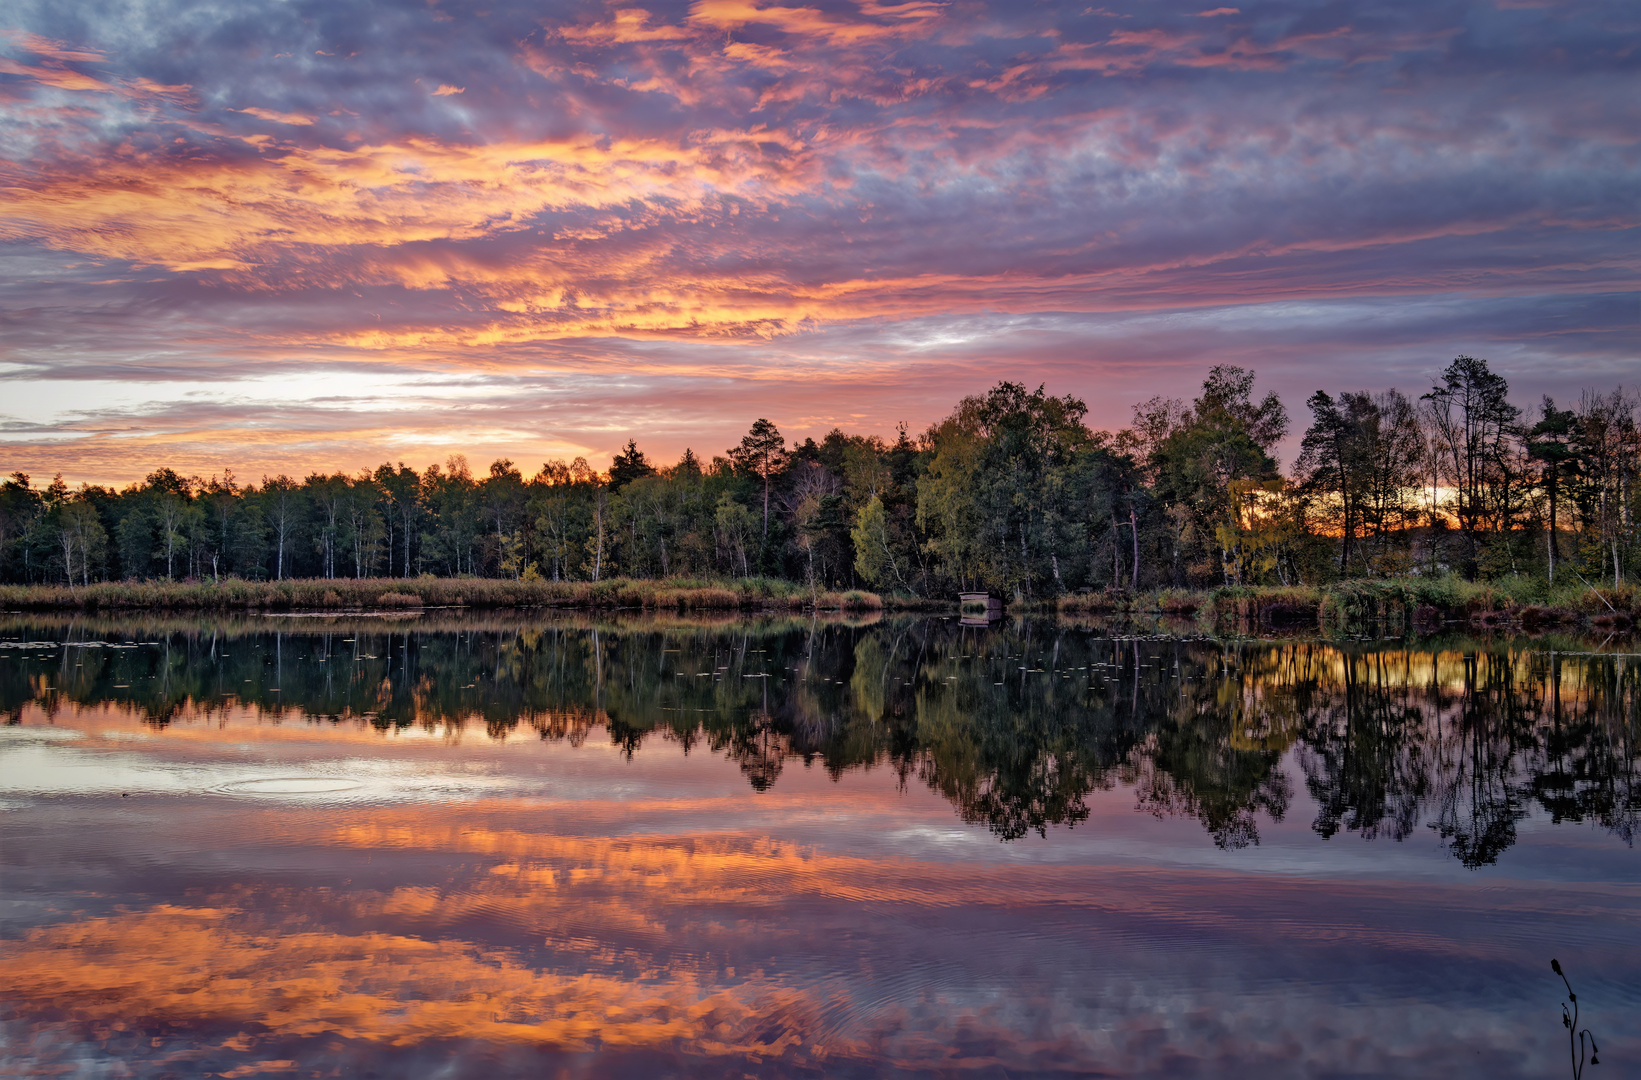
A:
4,813,1623,1077
4,623,1639,1076
0,730,531,805
4,779,1638,1074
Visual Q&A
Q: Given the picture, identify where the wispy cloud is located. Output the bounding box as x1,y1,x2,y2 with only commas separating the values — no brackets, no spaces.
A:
231,106,316,125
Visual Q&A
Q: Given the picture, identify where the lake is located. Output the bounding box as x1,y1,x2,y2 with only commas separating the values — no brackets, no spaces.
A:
2,613,1636,1078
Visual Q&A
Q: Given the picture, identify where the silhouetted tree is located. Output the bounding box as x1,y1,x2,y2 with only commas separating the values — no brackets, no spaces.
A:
728,419,788,564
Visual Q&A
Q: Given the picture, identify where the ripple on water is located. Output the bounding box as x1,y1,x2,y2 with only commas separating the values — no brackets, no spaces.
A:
217,777,364,796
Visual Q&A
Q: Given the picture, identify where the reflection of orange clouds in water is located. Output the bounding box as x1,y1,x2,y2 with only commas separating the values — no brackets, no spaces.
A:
0,823,1180,1068
2,905,832,1057
334,821,914,907
9,812,1148,1067
320,812,1580,960
2,809,1576,1068
5,764,1626,1071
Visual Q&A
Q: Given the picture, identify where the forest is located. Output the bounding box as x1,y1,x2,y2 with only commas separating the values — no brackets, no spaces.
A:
4,358,1638,595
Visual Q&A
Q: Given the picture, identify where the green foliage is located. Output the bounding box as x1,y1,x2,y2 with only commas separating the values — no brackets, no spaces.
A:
916,381,1092,596
6,363,1635,602
1295,388,1424,576
851,495,905,590
606,439,656,491
1138,365,1289,586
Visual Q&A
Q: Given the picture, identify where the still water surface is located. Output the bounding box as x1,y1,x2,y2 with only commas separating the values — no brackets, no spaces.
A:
2,613,1637,1077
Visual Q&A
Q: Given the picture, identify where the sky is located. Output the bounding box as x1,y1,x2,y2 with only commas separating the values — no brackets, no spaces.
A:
0,0,1635,487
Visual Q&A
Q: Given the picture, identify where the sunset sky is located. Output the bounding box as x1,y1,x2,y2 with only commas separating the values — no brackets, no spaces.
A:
2,0,1635,486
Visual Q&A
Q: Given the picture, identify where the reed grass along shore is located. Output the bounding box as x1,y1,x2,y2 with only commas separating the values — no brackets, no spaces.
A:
4,575,1634,636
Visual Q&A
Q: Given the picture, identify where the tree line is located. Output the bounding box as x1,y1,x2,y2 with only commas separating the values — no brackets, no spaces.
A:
3,357,1636,593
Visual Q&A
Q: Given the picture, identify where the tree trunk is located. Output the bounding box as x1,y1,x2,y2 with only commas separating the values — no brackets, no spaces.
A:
1335,437,1351,576
1129,504,1139,589
1547,476,1557,584
593,499,605,582
1112,513,1121,586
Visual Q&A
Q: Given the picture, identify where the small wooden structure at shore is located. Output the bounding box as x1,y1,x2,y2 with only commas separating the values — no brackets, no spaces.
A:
958,591,1002,625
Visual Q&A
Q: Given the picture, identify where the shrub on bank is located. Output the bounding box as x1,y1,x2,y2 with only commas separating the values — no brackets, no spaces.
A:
1157,589,1200,615
1209,585,1323,627
1057,589,1152,614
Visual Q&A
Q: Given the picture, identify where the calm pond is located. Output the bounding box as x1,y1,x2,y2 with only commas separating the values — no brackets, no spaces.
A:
1,613,1636,1078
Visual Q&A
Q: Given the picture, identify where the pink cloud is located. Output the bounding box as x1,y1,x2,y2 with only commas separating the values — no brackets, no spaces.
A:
1,30,108,63
231,106,316,124
0,57,114,92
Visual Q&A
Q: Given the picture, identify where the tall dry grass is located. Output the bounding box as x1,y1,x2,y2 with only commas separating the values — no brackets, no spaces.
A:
1053,576,1639,635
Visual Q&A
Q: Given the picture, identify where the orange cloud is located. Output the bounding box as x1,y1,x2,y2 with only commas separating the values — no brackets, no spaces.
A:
1,905,838,1055
685,0,943,45
0,132,808,273
0,30,109,63
0,56,114,92
0,36,192,103
557,8,695,45
232,106,317,124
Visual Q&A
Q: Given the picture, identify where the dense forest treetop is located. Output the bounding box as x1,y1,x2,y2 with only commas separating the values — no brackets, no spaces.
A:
5,360,1638,596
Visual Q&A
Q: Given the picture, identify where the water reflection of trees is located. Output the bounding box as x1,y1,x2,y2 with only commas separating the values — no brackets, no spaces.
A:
4,618,1636,864
1292,646,1639,867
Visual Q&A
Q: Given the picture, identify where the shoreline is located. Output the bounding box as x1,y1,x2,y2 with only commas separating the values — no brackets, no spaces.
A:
2,576,1635,636
0,577,917,615
1055,578,1638,635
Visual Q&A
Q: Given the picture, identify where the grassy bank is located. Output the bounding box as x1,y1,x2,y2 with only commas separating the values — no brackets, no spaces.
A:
1056,576,1639,634
0,576,902,614
0,608,892,641
5,575,1634,635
